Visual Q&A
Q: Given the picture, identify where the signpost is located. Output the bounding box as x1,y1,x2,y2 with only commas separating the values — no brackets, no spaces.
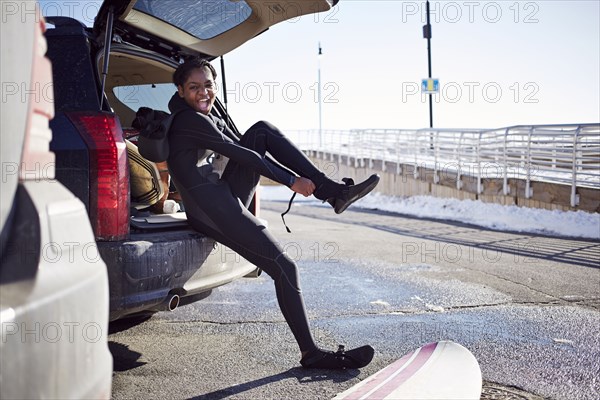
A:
423,0,434,128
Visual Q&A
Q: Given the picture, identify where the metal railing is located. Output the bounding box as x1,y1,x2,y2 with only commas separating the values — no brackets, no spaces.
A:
285,124,600,207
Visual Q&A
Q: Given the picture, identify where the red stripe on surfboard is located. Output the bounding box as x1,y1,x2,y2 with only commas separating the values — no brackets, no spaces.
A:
338,350,419,400
339,342,438,400
368,342,438,399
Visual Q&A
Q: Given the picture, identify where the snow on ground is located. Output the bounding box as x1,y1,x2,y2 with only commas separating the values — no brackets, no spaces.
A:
260,185,600,240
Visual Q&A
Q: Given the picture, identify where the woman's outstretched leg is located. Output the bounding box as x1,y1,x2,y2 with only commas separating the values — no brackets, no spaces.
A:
224,120,380,212
237,120,324,182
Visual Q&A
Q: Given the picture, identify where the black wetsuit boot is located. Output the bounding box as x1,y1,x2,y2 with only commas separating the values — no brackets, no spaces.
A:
312,173,381,214
301,345,375,369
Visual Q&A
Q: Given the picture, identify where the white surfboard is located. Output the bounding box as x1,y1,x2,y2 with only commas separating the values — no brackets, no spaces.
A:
333,341,482,400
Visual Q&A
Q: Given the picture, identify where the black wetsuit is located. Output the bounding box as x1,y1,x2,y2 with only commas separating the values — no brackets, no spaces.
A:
167,93,324,353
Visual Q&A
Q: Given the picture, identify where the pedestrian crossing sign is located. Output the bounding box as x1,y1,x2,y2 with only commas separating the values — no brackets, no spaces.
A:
422,78,439,94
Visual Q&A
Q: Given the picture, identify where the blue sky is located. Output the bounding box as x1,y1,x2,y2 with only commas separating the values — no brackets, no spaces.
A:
37,0,600,131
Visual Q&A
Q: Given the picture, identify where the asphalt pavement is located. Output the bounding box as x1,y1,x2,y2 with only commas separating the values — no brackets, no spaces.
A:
109,200,600,400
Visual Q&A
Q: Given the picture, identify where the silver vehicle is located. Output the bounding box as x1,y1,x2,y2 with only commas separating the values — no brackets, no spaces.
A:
0,3,113,399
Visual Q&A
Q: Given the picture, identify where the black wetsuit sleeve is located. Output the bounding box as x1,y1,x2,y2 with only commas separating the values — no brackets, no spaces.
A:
172,111,294,186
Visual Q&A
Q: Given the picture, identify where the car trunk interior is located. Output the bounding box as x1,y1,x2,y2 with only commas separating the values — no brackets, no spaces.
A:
102,52,176,126
98,51,189,228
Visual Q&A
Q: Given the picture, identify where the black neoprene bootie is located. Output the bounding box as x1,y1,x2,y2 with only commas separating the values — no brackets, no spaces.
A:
312,173,344,201
300,345,375,369
316,174,380,214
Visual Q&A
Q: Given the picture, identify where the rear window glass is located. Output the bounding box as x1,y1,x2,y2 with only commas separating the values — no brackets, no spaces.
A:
132,0,253,40
113,83,175,113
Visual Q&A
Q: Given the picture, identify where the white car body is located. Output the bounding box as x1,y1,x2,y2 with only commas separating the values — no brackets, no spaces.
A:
0,3,113,399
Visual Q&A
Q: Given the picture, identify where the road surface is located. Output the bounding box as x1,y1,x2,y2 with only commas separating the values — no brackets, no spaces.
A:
109,200,600,400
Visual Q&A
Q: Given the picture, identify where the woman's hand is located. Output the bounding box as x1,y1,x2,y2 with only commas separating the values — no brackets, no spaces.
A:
291,177,316,197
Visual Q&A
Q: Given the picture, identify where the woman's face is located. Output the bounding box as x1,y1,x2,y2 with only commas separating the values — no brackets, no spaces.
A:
177,67,216,115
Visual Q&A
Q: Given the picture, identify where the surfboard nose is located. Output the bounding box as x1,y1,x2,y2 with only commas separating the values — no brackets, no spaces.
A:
332,341,482,400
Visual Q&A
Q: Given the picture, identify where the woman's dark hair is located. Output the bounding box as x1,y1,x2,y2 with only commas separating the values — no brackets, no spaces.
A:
173,58,217,87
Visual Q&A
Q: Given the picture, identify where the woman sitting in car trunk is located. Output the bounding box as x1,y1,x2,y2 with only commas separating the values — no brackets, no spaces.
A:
166,57,379,369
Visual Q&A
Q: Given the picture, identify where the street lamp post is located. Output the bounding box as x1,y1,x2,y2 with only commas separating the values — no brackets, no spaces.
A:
318,42,323,147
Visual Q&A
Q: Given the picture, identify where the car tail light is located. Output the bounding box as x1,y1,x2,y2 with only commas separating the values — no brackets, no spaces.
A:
66,112,129,241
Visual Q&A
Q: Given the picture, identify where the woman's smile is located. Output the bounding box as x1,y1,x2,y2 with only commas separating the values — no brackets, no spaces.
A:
178,66,216,115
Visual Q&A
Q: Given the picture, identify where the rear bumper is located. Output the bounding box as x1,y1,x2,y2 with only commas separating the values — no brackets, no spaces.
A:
98,229,255,320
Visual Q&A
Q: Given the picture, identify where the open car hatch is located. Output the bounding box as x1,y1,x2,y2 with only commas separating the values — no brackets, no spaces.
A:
95,0,338,58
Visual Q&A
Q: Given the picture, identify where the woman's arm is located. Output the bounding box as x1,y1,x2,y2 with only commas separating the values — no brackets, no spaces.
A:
172,111,295,186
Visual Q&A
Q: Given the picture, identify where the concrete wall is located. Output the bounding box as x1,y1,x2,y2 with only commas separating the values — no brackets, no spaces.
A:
298,152,600,213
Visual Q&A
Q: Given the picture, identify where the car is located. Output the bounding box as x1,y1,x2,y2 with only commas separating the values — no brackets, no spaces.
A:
0,3,112,399
43,0,339,321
